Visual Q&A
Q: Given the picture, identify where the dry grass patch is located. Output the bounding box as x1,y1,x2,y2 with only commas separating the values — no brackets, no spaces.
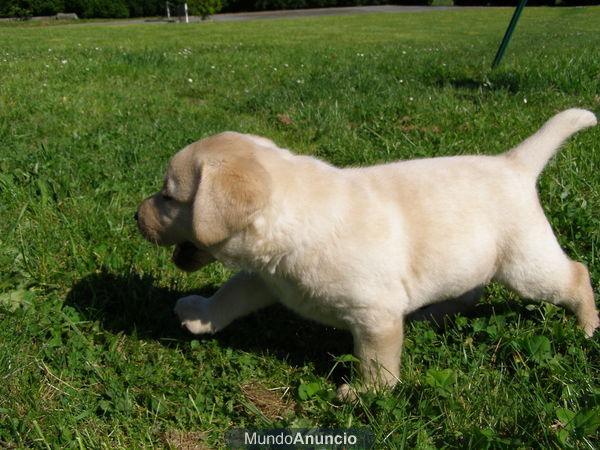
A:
160,430,210,450
240,381,294,421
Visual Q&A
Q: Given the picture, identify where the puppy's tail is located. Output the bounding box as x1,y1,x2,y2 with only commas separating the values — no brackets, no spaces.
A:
504,108,597,179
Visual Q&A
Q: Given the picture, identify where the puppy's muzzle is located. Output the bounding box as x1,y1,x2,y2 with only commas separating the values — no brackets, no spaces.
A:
136,198,168,245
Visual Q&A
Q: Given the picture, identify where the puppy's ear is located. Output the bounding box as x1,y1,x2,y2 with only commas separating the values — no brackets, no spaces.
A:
193,154,271,247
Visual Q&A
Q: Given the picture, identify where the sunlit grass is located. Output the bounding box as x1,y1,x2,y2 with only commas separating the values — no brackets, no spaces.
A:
0,7,599,448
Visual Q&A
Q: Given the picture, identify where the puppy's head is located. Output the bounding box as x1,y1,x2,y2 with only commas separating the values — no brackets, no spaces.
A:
136,132,272,271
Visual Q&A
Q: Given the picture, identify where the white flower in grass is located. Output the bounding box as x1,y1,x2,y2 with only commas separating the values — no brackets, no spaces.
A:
61,59,68,64
188,78,193,83
523,98,528,104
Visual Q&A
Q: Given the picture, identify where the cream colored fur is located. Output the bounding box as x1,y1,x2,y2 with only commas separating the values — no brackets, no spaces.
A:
137,109,598,400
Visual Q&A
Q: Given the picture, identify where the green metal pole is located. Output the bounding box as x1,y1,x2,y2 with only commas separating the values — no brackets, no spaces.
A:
492,0,528,69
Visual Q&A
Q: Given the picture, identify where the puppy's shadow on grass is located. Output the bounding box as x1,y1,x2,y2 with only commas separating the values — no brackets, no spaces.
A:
65,270,353,379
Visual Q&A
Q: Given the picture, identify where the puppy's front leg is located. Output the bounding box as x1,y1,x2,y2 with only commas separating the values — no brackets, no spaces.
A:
337,318,404,402
174,271,277,335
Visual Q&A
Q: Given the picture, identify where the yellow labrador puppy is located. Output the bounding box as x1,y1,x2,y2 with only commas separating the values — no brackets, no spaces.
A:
137,109,598,400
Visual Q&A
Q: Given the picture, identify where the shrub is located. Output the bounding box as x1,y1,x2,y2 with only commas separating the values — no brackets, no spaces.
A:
64,0,130,18
30,0,66,15
187,0,223,18
126,0,164,17
5,5,33,19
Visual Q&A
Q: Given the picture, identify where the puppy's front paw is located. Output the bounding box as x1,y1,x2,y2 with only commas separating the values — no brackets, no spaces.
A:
174,295,219,334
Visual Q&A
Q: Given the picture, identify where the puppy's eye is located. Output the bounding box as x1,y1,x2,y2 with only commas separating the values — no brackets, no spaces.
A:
162,193,173,201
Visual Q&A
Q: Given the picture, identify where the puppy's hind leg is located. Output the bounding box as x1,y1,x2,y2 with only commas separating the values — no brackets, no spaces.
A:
497,230,598,337
175,271,277,335
562,261,598,337
337,317,404,402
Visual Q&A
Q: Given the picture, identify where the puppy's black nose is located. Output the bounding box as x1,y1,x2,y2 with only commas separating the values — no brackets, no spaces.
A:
134,211,139,222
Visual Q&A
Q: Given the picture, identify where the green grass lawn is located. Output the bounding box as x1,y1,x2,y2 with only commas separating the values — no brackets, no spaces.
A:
1,7,599,448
